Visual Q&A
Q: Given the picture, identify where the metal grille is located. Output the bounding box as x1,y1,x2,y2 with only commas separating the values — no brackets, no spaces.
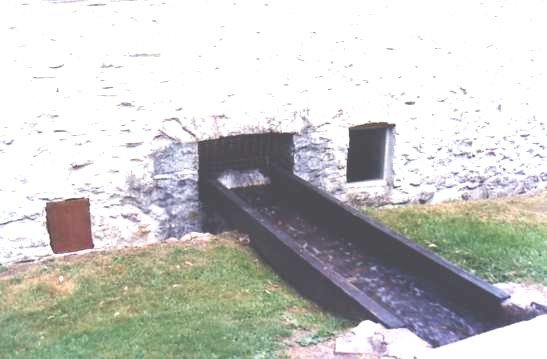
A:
198,133,294,178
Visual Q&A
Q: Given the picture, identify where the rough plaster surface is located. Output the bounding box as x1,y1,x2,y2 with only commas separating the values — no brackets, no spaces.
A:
420,315,547,359
496,282,547,321
1,0,546,262
335,320,430,358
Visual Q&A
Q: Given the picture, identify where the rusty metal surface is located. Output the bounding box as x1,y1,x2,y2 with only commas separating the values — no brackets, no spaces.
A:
46,198,94,254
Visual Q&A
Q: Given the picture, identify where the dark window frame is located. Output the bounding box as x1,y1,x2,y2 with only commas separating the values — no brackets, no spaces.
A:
347,124,393,183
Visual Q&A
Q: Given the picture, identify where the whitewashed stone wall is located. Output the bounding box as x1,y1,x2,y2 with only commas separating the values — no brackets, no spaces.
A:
0,0,545,263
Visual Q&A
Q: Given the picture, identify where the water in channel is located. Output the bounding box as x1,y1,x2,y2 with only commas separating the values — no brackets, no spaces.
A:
233,184,499,346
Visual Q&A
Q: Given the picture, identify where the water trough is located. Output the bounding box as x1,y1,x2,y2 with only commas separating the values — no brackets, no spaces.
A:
198,135,512,347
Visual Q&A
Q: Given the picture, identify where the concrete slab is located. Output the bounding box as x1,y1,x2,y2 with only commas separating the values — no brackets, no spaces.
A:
420,315,547,359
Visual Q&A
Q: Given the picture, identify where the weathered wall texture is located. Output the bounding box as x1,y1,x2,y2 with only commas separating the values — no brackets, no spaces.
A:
1,0,546,263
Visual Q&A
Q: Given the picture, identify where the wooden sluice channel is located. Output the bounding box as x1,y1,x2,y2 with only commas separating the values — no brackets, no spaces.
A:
201,164,510,346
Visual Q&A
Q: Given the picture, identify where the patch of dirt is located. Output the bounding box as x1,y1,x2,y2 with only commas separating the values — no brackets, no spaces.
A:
0,231,254,313
497,282,547,304
0,231,246,281
504,191,547,222
1,273,76,310
387,190,547,225
0,250,105,281
284,330,361,359
0,261,41,280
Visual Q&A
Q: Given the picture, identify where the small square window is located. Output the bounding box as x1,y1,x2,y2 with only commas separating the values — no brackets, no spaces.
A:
347,124,392,182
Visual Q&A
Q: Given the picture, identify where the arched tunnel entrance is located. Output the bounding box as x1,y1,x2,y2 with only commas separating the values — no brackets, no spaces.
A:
198,133,294,179
198,132,294,232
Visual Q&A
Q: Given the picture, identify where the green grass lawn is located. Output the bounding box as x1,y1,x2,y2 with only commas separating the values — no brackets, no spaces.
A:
0,234,346,358
367,192,547,285
1,193,545,358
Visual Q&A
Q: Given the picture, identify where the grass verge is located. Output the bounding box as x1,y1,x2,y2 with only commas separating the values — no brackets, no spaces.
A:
367,192,547,285
0,233,347,358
